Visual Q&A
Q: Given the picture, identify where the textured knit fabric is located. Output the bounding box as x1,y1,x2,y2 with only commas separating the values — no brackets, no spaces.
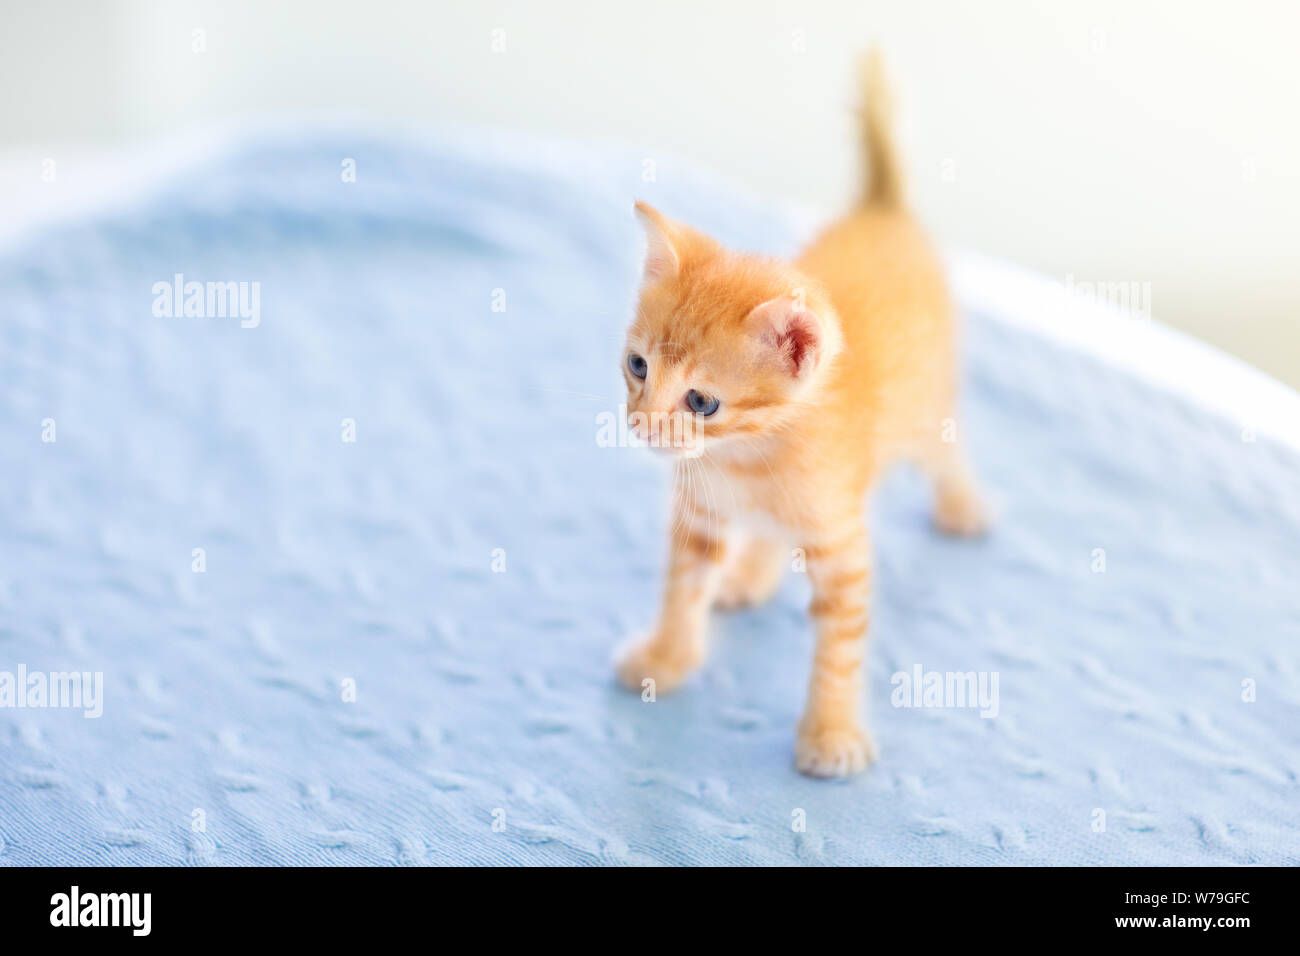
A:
1,129,1297,865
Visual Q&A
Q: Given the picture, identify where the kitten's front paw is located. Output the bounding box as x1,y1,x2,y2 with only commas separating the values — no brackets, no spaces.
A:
614,636,702,695
795,724,877,778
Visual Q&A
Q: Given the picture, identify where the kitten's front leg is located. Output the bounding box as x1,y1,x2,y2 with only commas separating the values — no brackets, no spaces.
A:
616,489,727,696
795,521,877,777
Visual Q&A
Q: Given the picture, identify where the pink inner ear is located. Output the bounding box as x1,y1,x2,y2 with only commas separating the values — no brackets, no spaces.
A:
752,298,822,378
635,203,680,281
779,314,819,376
643,241,678,281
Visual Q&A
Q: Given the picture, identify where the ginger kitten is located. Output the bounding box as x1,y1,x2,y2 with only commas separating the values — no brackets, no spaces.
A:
616,54,988,777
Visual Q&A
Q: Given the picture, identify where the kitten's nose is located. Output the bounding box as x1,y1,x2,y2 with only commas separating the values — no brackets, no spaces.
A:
627,406,667,445
629,415,656,444
627,409,645,442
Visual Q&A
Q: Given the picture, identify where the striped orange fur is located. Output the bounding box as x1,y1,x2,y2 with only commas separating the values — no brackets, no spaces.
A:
615,52,988,777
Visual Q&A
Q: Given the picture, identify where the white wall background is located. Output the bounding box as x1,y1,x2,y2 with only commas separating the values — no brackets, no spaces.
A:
3,0,1298,385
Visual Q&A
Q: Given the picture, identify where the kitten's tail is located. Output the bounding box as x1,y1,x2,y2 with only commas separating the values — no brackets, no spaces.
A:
859,48,904,209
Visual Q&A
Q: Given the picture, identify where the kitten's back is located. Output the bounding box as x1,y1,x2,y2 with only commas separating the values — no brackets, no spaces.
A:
795,55,958,463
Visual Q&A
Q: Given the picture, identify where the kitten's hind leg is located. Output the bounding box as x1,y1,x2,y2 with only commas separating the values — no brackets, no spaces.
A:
715,533,787,610
923,438,990,538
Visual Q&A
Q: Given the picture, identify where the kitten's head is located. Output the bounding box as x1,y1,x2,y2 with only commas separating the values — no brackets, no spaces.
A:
623,202,843,458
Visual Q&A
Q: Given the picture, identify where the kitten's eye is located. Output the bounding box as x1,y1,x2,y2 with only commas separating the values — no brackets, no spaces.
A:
686,389,720,416
628,353,648,380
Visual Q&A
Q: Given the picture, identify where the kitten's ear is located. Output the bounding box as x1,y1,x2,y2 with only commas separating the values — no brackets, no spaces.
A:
634,201,681,281
745,294,835,381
